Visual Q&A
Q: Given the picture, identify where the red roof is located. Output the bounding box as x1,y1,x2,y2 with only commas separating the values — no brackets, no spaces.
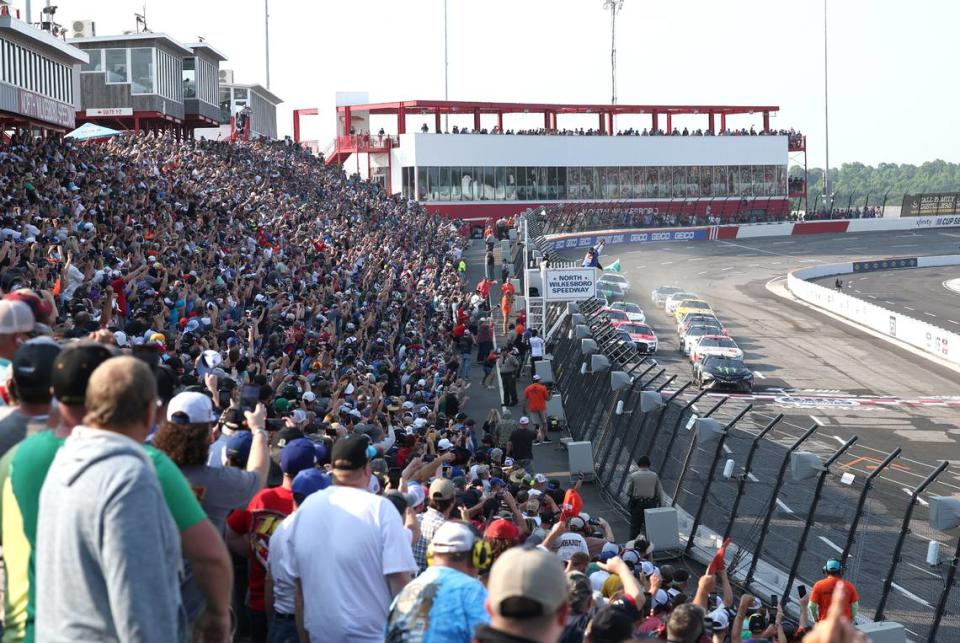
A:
337,99,778,116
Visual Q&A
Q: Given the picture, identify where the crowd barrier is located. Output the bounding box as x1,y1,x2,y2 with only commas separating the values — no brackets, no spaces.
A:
546,301,956,642
787,255,960,367
540,214,960,251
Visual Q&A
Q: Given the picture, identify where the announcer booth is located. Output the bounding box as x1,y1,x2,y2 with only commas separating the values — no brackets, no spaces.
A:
0,9,86,134
306,99,807,223
69,32,191,135
182,42,227,131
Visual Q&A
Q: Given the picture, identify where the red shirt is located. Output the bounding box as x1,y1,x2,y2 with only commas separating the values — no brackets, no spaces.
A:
226,486,294,612
810,576,860,622
524,383,550,412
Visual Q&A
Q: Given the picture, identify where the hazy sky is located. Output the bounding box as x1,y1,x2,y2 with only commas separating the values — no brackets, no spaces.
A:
34,0,960,167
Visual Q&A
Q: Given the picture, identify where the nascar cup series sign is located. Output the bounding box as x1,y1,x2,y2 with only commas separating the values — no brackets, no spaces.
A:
544,268,597,301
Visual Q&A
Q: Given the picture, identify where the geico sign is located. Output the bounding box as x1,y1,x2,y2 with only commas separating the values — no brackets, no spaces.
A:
674,231,697,240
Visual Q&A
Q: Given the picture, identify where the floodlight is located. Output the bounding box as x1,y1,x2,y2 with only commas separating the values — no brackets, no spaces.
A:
695,418,723,443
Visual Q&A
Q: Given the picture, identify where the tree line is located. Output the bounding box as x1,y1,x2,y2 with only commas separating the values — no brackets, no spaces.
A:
789,160,960,210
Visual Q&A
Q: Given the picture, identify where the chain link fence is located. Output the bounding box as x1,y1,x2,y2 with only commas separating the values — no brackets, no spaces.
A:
547,297,958,642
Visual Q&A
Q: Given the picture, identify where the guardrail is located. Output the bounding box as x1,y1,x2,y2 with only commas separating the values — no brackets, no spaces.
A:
787,255,960,368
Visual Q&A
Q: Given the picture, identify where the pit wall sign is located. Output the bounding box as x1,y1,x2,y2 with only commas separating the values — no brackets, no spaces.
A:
544,268,597,301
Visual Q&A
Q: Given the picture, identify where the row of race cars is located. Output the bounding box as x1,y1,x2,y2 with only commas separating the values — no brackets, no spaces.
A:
596,274,754,392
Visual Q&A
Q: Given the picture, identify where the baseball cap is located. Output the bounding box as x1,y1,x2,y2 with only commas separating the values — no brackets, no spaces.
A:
51,343,115,405
292,468,330,503
4,290,52,321
167,391,218,424
566,571,593,611
429,477,455,501
610,595,643,622
533,473,548,485
487,548,568,617
302,391,317,403
292,409,308,425
590,604,635,639
281,438,318,476
484,518,520,541
0,300,34,334
407,483,426,508
707,607,730,632
430,521,476,554
825,558,842,573
225,431,253,467
274,397,290,413
330,433,370,470
11,341,60,392
518,416,530,425
601,542,619,557
437,438,453,451
533,374,542,381
113,331,130,347
219,406,247,431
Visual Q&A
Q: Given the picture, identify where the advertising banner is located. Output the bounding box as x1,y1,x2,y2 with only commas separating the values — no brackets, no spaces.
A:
543,268,597,300
901,193,960,217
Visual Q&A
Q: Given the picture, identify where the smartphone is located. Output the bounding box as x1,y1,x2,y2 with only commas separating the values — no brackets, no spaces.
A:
240,384,260,411
797,585,807,599
770,594,779,608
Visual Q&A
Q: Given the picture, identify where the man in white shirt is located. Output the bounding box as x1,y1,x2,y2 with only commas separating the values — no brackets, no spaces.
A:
265,469,330,643
288,434,417,642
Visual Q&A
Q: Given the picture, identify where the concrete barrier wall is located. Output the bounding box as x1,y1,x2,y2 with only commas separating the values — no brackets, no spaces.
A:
788,256,960,366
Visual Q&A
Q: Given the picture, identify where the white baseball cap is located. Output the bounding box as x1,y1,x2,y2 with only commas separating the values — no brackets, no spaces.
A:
519,416,530,425
0,300,34,335
167,391,218,424
437,438,454,451
113,330,130,347
201,349,222,369
302,391,317,403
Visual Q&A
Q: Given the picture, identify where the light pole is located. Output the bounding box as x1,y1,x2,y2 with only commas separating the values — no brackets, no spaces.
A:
443,0,449,131
264,0,271,89
603,0,625,105
823,0,831,213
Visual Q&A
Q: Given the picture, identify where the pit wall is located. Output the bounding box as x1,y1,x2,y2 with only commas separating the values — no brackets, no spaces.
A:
787,255,960,367
543,214,960,251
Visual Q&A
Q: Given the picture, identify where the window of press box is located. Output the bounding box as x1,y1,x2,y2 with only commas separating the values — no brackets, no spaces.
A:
413,165,788,201
104,48,128,83
182,57,196,99
130,48,154,94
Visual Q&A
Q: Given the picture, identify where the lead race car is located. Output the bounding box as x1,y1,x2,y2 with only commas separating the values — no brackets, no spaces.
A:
695,355,755,391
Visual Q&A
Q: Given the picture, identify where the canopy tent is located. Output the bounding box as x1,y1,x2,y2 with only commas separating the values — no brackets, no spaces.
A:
65,123,122,141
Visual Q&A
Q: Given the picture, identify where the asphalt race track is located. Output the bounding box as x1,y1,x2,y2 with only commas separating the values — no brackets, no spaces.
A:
556,227,960,640
812,265,960,325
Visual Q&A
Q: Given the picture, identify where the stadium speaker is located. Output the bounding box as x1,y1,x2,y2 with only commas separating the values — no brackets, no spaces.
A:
567,440,594,479
695,418,724,443
610,370,632,391
928,496,960,531
575,324,592,339
590,354,611,373
568,302,581,314
640,390,664,413
581,338,599,356
644,507,680,552
790,451,823,481
571,313,587,326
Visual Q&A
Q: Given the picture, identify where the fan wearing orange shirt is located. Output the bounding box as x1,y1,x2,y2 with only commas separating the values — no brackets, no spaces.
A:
809,558,860,623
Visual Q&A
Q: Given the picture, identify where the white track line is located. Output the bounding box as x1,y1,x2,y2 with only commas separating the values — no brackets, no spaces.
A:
809,415,825,426
818,536,844,554
776,498,794,514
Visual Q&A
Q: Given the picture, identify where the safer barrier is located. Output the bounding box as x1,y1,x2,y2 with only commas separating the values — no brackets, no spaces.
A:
787,255,960,367
548,297,958,642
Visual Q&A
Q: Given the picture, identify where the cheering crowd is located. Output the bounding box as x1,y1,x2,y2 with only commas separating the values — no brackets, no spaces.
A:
0,129,867,643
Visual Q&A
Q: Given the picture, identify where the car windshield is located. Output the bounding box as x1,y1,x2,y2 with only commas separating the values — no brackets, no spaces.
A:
705,356,745,369
701,337,737,348
685,315,719,327
658,287,682,295
613,302,642,313
604,309,629,320
688,325,721,336
599,274,628,284
620,323,653,335
680,300,710,310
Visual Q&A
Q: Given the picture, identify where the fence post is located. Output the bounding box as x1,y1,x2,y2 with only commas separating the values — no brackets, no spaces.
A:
929,534,960,643
781,436,859,604
839,447,901,567
671,396,729,507
723,414,783,541
745,423,818,588
875,460,949,622
654,389,706,471
639,382,691,461
685,404,753,553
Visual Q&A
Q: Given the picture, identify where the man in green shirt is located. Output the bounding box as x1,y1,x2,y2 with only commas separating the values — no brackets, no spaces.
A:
0,343,232,643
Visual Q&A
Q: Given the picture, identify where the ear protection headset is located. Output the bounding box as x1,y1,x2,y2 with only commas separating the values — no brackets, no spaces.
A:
426,523,493,573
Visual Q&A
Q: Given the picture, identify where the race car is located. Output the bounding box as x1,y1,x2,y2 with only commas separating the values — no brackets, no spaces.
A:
673,299,713,323
679,323,726,356
651,286,684,307
600,307,631,323
677,313,725,338
690,335,744,363
612,321,658,354
597,279,627,302
597,273,630,294
664,291,699,315
609,301,646,323
694,355,755,392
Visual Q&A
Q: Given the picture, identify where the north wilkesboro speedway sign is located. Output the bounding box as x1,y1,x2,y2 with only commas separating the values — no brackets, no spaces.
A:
543,268,598,301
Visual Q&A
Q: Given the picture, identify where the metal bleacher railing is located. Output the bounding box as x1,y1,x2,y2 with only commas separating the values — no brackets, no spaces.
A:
521,213,960,643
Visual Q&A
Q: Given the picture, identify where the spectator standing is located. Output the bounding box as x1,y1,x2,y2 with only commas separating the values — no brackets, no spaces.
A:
474,548,569,643
528,329,545,370
414,476,458,572
0,341,59,458
458,330,475,380
0,300,35,404
626,455,662,539
493,408,518,450
386,520,490,641
485,250,496,281
35,357,188,643
288,433,417,642
264,468,330,643
477,318,494,365
227,438,318,642
499,349,520,406
506,417,537,471
522,375,551,443
809,559,860,623
500,258,511,284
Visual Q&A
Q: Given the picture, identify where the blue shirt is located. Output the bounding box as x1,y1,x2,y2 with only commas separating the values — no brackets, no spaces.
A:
386,565,489,642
